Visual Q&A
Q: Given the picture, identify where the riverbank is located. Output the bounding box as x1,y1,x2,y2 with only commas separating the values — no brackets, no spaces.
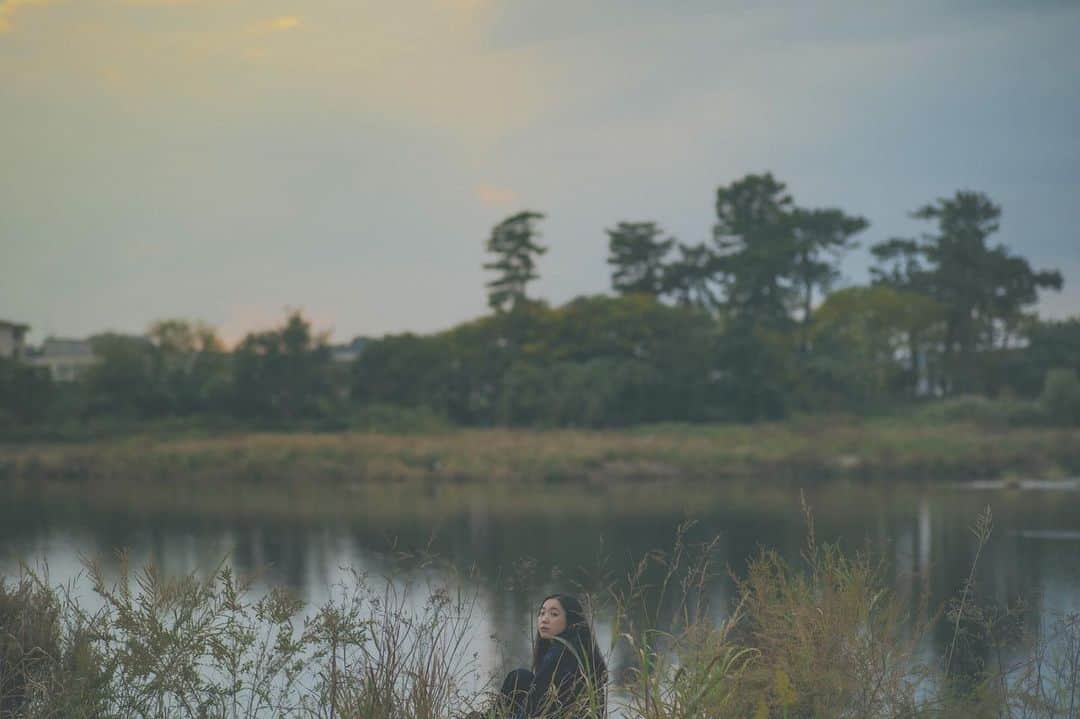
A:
2,418,1078,487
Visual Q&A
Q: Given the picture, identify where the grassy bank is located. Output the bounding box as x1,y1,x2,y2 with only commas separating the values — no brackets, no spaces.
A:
1,417,1079,487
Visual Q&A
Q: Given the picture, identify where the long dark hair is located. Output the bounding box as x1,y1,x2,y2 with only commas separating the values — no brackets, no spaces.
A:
531,593,607,687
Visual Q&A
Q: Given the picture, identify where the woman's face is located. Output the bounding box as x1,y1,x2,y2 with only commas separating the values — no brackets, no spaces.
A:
537,597,567,639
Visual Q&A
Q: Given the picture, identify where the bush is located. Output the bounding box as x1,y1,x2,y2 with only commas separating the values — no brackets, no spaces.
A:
733,543,919,717
0,359,54,425
1,557,483,719
1041,368,1080,427
0,574,108,717
344,403,453,434
612,522,925,718
0,576,61,715
611,512,1080,719
911,395,1048,428
495,359,656,427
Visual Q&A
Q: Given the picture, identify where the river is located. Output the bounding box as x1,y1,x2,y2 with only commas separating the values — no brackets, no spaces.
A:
3,476,1080,700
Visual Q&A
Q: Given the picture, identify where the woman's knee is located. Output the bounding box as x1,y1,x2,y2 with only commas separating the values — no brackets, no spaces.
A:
500,667,533,698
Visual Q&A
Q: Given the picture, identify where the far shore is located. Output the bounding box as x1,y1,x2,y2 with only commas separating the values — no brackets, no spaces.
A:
2,419,1078,488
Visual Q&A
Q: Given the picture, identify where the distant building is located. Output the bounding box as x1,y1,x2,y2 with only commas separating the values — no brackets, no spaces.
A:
0,320,30,360
30,337,98,382
330,336,370,363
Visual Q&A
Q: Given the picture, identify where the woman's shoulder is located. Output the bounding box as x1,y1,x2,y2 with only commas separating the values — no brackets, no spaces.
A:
541,641,569,663
542,638,584,672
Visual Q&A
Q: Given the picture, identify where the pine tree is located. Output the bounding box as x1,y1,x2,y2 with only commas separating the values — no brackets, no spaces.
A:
483,211,547,312
606,221,675,296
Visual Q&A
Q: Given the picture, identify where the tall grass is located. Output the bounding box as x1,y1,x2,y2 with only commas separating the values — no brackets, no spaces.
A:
2,510,1080,718
1,553,484,719
4,419,1080,488
606,508,1080,718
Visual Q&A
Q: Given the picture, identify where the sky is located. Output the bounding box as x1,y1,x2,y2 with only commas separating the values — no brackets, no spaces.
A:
2,0,1078,345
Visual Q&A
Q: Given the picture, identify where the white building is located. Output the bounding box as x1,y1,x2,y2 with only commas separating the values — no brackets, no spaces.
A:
0,320,30,360
330,336,370,363
30,337,98,382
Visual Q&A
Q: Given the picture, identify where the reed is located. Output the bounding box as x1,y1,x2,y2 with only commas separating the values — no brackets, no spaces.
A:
3,420,1079,489
2,511,1080,718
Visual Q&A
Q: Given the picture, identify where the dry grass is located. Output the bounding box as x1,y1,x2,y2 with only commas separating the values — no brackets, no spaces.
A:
4,510,1080,718
2,421,1079,491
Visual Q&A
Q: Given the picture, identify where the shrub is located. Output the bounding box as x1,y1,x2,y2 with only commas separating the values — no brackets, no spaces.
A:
495,359,656,427
1,556,482,719
912,395,1048,428
0,576,61,715
1041,368,1080,426
345,403,453,434
0,574,109,717
0,359,54,425
733,542,921,717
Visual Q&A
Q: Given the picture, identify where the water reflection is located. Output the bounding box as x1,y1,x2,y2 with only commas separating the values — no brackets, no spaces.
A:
2,478,1080,683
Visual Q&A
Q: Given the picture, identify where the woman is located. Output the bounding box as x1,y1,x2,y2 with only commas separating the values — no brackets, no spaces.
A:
499,593,607,718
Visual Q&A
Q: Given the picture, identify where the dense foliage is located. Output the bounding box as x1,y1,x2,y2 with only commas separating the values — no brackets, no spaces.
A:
3,175,1075,431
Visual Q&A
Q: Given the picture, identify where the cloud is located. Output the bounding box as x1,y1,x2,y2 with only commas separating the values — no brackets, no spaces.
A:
474,184,519,207
0,1,558,143
0,0,50,33
247,15,299,34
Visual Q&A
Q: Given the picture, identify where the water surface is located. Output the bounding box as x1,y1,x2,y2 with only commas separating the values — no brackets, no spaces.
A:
3,476,1080,686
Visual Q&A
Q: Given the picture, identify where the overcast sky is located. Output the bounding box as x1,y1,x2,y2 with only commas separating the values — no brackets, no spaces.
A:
2,0,1077,345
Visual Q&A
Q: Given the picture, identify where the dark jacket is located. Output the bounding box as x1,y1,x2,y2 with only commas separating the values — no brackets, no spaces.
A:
515,643,605,719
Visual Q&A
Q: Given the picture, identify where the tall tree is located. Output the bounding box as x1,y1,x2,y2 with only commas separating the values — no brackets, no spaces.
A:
0,358,53,424
148,319,228,413
662,242,722,310
606,221,675,296
708,174,801,419
483,211,547,312
808,285,943,406
871,191,1062,393
712,173,796,325
789,207,868,351
85,333,161,416
1007,318,1080,396
231,311,332,420
871,238,927,289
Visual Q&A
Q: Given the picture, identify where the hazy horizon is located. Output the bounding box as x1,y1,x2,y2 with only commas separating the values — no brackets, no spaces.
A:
3,0,1078,345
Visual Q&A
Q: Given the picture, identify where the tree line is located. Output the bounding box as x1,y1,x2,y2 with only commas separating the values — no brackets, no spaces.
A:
2,173,1077,430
